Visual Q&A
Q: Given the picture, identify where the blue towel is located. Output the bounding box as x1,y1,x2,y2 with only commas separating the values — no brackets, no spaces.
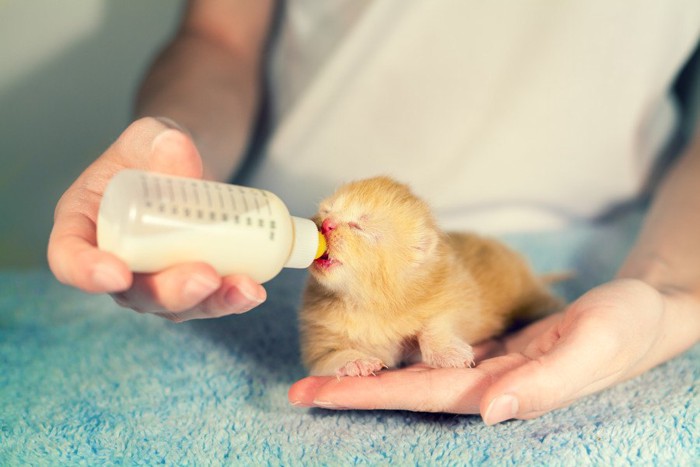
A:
1,204,698,465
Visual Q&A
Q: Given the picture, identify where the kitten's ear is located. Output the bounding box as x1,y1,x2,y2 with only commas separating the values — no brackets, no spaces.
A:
412,228,439,265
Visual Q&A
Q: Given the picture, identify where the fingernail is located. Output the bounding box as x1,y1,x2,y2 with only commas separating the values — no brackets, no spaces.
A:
237,280,266,303
182,274,219,302
290,400,313,408
150,128,182,153
225,282,265,313
154,116,189,134
484,394,519,425
312,400,341,409
92,264,128,291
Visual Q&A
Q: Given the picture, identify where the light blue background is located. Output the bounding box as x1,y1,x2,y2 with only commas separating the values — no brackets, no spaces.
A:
1,1,698,268
0,0,183,267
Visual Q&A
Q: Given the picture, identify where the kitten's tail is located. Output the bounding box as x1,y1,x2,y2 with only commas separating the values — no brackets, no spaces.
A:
507,271,574,332
508,291,565,332
539,270,576,285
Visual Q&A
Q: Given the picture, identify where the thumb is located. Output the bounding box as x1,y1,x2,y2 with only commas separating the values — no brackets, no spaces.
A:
138,116,204,179
47,117,203,293
480,314,624,425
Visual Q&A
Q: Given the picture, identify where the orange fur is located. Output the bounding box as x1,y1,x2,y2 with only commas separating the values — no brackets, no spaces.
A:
299,177,562,377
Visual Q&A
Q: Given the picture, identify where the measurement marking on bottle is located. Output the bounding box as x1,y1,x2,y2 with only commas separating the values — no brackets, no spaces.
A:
180,180,188,204
234,215,240,224
253,197,261,214
141,175,150,203
216,185,225,210
258,218,264,228
261,191,273,216
228,186,237,211
270,220,276,229
166,179,175,202
240,189,249,212
192,182,200,206
155,178,163,201
246,217,252,226
210,212,216,221
205,185,213,208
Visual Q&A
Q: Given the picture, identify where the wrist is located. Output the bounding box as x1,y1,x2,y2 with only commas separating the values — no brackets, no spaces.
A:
617,251,700,302
604,278,700,373
655,287,700,361
628,277,700,357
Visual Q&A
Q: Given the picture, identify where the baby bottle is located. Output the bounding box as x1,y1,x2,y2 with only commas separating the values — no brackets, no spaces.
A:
97,169,326,283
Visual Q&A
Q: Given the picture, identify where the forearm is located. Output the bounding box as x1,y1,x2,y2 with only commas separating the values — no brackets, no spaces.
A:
617,129,700,348
135,7,271,181
619,129,700,292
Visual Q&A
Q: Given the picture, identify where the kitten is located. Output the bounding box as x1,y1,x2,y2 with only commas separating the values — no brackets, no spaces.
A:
299,176,562,377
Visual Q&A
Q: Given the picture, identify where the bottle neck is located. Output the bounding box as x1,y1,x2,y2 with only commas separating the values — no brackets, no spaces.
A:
285,216,322,269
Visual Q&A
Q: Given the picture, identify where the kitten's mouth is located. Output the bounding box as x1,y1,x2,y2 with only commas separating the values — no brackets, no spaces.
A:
313,250,339,269
313,233,340,270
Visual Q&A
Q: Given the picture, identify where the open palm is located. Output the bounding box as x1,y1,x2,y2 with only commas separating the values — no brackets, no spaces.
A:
289,279,684,424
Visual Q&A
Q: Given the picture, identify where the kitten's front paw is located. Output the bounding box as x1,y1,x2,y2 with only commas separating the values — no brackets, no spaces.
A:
422,341,475,369
336,357,387,377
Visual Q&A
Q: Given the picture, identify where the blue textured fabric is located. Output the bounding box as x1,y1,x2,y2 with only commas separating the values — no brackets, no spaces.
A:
1,205,698,465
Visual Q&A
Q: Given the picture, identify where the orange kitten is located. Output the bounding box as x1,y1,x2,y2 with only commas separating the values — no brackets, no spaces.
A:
299,177,562,377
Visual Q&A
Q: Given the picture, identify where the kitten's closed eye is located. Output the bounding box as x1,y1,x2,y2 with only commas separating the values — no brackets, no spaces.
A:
349,214,373,235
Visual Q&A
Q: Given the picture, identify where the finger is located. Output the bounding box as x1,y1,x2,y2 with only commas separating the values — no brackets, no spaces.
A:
112,268,266,321
289,354,526,414
75,117,203,199
500,312,565,354
48,210,132,293
48,117,202,292
112,262,221,314
169,273,267,321
289,377,333,408
211,274,267,315
472,338,507,362
402,363,433,372
142,122,203,178
102,116,202,179
480,314,626,425
291,370,488,412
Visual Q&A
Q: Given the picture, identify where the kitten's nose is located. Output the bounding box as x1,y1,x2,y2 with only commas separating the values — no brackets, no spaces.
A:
321,218,337,234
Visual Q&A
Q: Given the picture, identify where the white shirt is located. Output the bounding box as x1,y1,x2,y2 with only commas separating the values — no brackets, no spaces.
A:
247,0,700,233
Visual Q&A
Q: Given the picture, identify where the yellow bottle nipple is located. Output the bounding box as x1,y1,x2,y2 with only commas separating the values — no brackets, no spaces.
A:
315,232,327,259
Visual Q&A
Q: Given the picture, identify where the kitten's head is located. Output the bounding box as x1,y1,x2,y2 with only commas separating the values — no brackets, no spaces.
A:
309,176,441,296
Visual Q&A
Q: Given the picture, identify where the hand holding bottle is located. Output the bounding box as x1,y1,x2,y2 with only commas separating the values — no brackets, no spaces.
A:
48,117,267,321
98,170,325,283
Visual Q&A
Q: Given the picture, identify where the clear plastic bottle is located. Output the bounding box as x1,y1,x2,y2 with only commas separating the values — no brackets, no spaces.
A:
97,169,326,283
